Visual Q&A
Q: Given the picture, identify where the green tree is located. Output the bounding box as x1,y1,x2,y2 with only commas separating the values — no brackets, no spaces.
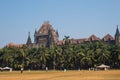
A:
95,41,110,65
50,43,62,70
111,44,120,68
37,46,49,69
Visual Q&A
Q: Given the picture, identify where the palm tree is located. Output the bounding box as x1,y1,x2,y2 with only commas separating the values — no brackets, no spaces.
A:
12,45,29,69
27,47,38,70
37,46,49,69
0,46,19,68
80,46,93,69
61,36,72,69
111,44,120,68
0,48,4,67
95,41,110,65
50,43,62,70
2,47,14,67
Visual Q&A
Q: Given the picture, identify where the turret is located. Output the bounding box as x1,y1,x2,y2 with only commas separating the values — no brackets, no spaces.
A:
26,32,32,46
115,25,120,44
34,29,37,43
56,30,59,38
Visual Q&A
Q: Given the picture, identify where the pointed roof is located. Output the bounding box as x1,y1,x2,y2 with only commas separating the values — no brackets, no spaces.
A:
36,22,59,43
26,32,32,45
115,25,119,36
87,35,100,41
37,22,53,35
103,34,114,41
34,29,37,34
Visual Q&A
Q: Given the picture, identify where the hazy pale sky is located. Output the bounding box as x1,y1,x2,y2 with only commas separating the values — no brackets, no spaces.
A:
0,0,120,48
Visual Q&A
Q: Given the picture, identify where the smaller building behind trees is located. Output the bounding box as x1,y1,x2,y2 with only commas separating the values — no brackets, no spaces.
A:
1,23,120,70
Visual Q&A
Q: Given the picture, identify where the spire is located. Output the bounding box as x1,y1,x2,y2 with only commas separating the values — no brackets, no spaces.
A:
34,29,37,35
115,25,120,37
26,32,32,45
34,29,37,43
115,25,120,44
56,30,59,38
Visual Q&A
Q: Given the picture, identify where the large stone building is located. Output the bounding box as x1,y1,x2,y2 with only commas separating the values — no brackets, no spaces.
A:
26,22,59,48
26,22,120,48
57,25,120,45
5,23,120,48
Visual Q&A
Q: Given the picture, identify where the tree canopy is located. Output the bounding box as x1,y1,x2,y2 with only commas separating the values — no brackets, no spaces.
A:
0,39,120,70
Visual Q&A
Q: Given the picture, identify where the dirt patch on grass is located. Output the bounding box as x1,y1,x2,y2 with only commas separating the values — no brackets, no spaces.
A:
0,70,120,80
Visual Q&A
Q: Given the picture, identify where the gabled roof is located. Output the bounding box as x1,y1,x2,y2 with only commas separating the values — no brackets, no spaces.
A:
87,35,100,41
37,22,53,35
36,22,59,43
102,34,114,41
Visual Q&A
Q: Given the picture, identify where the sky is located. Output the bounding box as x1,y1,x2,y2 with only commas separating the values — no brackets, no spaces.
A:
0,0,120,48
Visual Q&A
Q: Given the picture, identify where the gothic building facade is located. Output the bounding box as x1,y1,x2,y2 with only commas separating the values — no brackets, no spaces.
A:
57,25,120,45
26,23,120,48
26,22,59,48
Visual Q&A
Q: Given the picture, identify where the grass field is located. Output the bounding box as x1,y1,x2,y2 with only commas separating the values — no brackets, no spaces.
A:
0,70,120,80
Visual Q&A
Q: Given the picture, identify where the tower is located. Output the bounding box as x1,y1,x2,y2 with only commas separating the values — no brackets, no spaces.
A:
33,22,59,48
115,25,120,44
26,32,32,46
34,29,37,43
